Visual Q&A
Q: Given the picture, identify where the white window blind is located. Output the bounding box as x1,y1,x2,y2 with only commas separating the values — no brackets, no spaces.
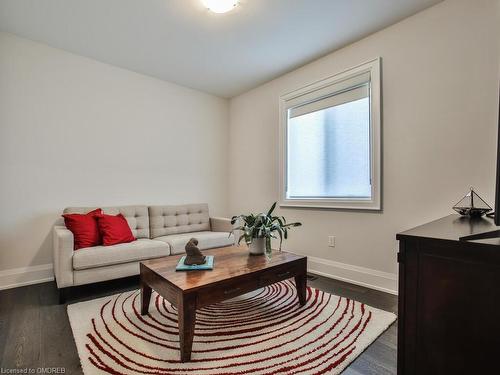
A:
288,83,369,119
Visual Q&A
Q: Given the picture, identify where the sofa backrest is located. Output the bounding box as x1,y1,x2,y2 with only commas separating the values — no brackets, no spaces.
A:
63,205,150,239
149,203,210,238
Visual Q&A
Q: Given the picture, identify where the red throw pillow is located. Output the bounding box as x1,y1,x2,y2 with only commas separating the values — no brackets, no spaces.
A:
62,208,102,250
96,213,135,246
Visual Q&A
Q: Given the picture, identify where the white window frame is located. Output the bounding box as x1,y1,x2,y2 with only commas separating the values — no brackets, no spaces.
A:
278,58,382,210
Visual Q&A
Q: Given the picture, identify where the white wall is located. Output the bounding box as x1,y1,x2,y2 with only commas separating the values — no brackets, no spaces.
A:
0,32,229,287
228,0,500,293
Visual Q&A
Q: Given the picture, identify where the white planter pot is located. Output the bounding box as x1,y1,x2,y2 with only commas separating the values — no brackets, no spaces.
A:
248,237,265,255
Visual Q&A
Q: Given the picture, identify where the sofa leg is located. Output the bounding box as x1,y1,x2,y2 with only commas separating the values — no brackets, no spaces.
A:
58,287,67,304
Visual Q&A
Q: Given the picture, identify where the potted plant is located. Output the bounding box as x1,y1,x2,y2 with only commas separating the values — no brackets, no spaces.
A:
231,202,302,257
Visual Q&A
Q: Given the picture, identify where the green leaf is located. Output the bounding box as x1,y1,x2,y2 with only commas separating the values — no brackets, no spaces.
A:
266,202,277,216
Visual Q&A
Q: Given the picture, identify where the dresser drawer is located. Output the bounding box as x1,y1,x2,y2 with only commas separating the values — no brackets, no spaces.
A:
196,277,257,307
259,264,298,287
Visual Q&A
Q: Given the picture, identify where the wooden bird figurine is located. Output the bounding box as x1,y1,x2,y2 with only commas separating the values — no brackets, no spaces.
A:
184,238,206,265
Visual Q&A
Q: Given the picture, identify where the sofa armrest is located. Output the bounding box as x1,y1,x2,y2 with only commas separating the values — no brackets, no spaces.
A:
210,217,233,233
53,226,74,288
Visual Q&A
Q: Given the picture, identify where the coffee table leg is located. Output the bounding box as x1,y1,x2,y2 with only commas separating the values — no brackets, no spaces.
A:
179,293,196,362
295,272,307,306
140,281,152,316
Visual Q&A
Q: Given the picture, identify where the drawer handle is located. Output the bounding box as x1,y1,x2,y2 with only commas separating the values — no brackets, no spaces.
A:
277,271,290,278
224,287,241,295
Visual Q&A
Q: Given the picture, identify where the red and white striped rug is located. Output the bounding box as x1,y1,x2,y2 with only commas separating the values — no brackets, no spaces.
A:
68,280,396,374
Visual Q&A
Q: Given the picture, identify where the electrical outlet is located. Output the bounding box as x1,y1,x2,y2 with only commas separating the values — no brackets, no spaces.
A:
328,236,335,247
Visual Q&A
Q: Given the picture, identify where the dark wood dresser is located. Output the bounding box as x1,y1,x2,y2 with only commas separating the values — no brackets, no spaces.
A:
396,214,500,375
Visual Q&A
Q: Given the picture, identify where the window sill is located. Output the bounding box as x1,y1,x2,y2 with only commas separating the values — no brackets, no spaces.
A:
279,200,381,211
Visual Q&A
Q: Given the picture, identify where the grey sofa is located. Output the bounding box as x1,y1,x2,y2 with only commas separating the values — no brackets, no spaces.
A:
53,203,234,301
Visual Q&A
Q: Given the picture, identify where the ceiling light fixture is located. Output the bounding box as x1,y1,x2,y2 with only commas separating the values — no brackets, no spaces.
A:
201,0,239,14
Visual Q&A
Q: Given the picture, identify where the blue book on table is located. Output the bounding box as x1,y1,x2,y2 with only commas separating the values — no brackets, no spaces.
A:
175,255,214,271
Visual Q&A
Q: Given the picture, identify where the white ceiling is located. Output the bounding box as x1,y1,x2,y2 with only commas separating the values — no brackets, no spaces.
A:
0,0,442,97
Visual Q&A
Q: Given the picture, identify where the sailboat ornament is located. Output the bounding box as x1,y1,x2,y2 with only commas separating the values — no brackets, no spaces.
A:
452,187,492,217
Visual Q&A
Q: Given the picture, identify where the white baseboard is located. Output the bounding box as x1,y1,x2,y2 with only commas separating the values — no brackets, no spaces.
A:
0,263,54,290
293,253,398,295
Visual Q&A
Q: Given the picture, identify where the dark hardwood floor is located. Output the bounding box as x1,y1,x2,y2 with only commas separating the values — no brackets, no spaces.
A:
0,274,397,374
308,275,398,375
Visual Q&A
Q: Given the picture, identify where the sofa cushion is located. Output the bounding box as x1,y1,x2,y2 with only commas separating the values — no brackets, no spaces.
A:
72,239,170,270
149,204,210,238
64,206,150,239
155,231,234,255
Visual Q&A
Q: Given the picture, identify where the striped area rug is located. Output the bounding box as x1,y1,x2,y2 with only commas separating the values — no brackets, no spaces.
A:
68,280,396,374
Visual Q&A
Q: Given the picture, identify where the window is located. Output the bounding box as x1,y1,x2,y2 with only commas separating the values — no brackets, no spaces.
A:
279,58,381,210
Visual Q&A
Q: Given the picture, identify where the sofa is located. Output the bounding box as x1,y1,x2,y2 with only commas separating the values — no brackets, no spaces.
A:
53,203,234,302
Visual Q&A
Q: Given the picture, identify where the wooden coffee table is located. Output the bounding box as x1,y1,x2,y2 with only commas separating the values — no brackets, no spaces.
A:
139,246,307,362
